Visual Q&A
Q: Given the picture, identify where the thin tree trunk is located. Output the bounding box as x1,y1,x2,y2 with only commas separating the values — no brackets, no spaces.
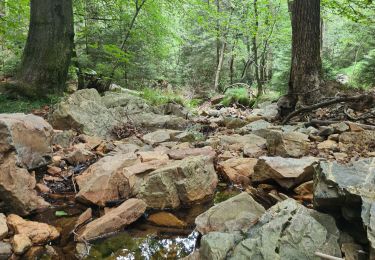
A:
288,0,323,107
214,41,226,91
215,0,221,67
253,0,262,97
17,0,74,97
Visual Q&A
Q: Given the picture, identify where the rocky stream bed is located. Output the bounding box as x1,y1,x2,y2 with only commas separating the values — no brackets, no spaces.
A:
0,89,375,259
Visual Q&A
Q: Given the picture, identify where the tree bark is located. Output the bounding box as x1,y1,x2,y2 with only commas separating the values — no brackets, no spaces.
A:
252,0,262,97
288,0,323,107
17,0,74,97
214,41,226,91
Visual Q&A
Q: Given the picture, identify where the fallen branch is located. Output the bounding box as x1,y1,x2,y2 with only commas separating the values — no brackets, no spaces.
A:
282,94,373,124
306,119,375,130
314,252,343,260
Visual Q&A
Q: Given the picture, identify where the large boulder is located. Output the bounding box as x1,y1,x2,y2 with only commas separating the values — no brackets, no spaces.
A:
49,89,189,138
0,113,53,169
252,156,319,189
230,199,341,259
75,153,139,206
200,232,239,260
314,158,375,250
137,155,218,209
0,154,49,216
76,198,146,241
195,193,265,235
257,130,310,158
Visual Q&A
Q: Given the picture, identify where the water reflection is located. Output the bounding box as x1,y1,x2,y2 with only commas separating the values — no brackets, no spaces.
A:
87,231,198,259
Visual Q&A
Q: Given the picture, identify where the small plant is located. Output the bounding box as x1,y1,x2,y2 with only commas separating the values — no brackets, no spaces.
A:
221,87,254,107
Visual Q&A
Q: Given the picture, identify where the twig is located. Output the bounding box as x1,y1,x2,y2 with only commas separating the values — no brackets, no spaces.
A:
305,119,375,130
282,94,373,124
314,252,343,260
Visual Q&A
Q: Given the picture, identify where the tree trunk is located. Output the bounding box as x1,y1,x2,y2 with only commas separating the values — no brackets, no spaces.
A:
288,0,323,107
252,0,262,97
214,41,226,91
17,0,74,97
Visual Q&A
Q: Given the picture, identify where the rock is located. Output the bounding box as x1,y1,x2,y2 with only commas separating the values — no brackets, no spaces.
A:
314,158,375,250
7,214,59,244
0,242,12,259
75,153,139,206
142,129,181,145
239,119,271,133
210,134,266,157
252,156,318,189
317,140,338,150
331,122,349,133
317,126,335,137
260,130,309,158
167,147,216,160
0,154,49,216
160,102,189,118
35,183,50,193
0,214,8,239
137,156,218,209
137,151,169,162
49,89,188,138
230,199,341,259
294,180,313,195
51,130,75,148
223,117,247,129
348,122,364,132
251,103,278,120
75,242,89,259
200,232,238,260
0,113,53,169
333,152,347,161
74,208,92,230
174,131,197,142
49,89,118,138
12,234,32,255
47,166,62,176
218,158,258,185
77,199,146,241
65,147,96,165
195,193,265,235
147,212,187,228
339,130,375,148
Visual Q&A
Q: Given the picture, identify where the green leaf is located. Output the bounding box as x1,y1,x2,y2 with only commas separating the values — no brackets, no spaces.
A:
55,210,68,217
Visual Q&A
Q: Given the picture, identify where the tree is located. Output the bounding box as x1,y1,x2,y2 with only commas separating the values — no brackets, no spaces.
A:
16,0,74,97
288,0,323,108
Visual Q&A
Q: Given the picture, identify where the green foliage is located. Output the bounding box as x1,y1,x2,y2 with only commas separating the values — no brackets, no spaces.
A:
221,87,254,107
0,94,59,113
140,88,184,106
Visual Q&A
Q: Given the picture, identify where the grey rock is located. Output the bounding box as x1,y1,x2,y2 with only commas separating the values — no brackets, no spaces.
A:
230,199,341,260
0,214,8,239
137,155,218,209
239,119,271,133
195,193,265,235
0,242,12,260
200,232,238,260
314,158,375,250
251,103,278,120
142,129,181,145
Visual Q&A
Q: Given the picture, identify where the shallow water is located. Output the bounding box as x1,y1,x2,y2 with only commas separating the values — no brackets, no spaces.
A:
32,183,241,259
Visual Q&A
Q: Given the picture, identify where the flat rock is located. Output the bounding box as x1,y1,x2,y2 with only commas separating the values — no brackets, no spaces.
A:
137,151,169,162
137,156,218,209
76,199,146,241
142,129,182,145
167,147,216,160
230,199,341,259
0,113,53,169
200,232,239,260
253,156,318,189
147,212,187,228
195,192,265,235
75,153,139,206
219,158,258,186
7,214,60,244
0,154,49,216
239,119,271,133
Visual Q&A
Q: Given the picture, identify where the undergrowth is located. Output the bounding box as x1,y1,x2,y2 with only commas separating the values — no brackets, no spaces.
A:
0,94,60,113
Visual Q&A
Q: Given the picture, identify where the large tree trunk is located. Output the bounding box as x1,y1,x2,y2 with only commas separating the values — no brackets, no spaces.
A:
288,0,323,108
17,0,74,97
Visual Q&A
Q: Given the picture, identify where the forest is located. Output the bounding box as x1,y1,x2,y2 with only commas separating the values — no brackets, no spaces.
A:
0,0,375,259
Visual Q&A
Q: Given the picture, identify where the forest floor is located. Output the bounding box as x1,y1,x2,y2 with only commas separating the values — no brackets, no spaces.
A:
0,87,375,259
